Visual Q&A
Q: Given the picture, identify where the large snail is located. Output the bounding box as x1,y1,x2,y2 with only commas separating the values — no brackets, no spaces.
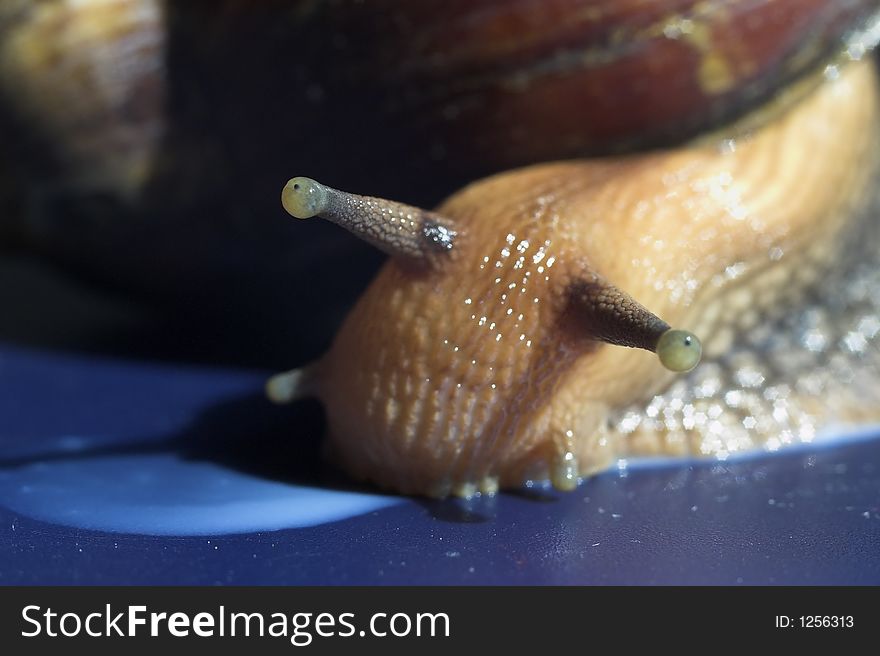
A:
2,1,880,497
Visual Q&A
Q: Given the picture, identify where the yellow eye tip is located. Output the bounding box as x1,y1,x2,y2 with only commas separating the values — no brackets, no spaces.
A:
656,329,702,373
281,176,329,219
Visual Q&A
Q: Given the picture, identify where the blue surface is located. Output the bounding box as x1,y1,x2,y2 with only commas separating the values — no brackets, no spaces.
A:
1,343,878,585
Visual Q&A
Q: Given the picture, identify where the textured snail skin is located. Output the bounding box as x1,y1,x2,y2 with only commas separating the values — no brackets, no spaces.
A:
288,60,880,498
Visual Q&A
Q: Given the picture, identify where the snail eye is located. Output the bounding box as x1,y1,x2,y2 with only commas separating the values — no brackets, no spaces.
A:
281,177,329,219
656,329,702,373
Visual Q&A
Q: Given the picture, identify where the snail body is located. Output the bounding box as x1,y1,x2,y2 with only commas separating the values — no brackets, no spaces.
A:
272,59,880,497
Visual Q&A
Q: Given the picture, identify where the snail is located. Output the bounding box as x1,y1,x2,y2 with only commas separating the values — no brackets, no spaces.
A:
267,55,880,497
1,2,880,496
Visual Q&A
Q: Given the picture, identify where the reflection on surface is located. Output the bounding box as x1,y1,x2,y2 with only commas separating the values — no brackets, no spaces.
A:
0,416,878,584
0,452,398,535
0,344,402,535
0,427,876,537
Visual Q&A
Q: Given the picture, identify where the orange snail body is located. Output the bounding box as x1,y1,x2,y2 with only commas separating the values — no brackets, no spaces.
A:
271,57,880,498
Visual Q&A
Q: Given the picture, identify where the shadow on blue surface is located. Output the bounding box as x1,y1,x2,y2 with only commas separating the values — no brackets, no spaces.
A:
0,347,403,537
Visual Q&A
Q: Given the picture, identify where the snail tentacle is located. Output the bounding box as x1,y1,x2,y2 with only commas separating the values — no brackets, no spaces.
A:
281,177,456,260
266,364,319,404
549,431,580,492
567,279,702,372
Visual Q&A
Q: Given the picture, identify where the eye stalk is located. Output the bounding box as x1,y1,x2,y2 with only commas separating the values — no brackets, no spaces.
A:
568,279,701,373
280,176,456,260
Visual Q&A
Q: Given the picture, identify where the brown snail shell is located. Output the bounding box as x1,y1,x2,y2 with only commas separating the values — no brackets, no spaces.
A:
325,0,880,171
